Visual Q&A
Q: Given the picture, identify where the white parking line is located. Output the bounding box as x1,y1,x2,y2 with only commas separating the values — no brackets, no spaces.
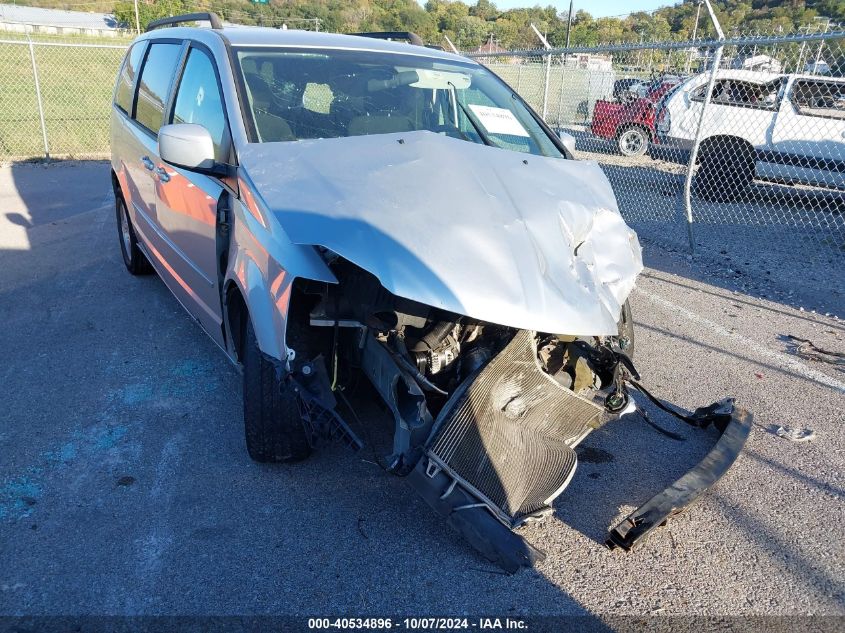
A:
638,287,845,394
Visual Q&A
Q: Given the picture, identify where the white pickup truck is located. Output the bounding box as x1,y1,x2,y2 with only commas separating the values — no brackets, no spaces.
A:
654,69,845,200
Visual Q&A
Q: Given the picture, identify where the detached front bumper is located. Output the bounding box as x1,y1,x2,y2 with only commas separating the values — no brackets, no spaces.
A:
606,406,752,551
407,334,753,572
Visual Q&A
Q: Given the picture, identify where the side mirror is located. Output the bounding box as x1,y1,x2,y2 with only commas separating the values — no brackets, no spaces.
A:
158,123,222,174
557,130,576,155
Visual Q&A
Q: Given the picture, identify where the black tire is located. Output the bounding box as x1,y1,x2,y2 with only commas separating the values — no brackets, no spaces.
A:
617,126,649,157
115,194,153,275
694,138,754,202
242,319,311,463
617,299,635,359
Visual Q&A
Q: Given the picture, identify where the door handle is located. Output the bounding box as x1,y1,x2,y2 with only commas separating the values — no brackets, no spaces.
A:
154,166,170,183
141,156,154,170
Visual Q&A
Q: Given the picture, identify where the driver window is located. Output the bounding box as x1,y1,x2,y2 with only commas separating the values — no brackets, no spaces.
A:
171,48,230,162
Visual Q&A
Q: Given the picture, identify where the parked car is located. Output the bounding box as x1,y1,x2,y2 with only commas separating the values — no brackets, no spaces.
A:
655,69,845,199
110,14,749,571
591,76,683,156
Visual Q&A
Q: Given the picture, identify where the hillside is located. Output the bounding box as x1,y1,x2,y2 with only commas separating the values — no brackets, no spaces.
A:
6,0,845,49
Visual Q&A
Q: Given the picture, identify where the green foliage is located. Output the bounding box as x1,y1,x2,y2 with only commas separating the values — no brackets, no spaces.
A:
113,0,192,30
15,0,845,49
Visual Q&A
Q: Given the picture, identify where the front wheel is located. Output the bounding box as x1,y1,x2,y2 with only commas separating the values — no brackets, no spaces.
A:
242,320,311,463
617,127,649,157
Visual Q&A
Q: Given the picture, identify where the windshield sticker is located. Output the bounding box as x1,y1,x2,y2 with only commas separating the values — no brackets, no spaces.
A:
468,104,530,137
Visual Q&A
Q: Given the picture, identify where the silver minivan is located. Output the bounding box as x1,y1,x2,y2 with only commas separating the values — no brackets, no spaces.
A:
110,14,748,572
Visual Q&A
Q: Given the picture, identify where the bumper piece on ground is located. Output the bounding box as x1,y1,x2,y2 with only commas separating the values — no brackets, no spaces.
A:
605,406,752,551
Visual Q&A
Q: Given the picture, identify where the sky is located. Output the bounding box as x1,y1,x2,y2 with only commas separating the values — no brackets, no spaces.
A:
490,0,675,19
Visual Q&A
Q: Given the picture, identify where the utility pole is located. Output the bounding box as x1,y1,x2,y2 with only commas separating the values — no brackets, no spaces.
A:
811,16,830,75
563,1,574,68
796,24,808,72
682,0,725,254
636,31,644,69
530,23,553,121
133,0,140,34
685,0,702,75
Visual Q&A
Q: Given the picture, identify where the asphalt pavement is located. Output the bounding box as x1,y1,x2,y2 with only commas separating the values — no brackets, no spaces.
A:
0,161,843,621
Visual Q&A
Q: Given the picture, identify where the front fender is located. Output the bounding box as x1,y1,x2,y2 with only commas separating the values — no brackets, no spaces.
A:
226,252,285,360
225,183,337,362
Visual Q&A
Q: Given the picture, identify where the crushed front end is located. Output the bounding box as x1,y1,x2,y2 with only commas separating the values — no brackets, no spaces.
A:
285,259,751,573
241,131,750,573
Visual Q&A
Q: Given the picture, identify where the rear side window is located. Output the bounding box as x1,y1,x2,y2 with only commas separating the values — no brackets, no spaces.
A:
171,48,229,162
114,42,145,114
692,79,781,109
135,43,183,134
791,80,845,120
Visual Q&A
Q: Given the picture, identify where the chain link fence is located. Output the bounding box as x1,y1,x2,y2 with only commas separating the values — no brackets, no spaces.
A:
0,36,128,160
468,29,845,272
0,29,843,272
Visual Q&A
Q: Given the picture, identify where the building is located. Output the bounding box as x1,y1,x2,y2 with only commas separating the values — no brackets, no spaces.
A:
0,4,126,37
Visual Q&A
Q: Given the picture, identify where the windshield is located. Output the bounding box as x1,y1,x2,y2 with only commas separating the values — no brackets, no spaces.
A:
233,47,563,158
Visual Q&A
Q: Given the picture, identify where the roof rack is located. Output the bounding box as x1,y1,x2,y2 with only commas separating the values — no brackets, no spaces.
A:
145,12,223,33
353,31,424,47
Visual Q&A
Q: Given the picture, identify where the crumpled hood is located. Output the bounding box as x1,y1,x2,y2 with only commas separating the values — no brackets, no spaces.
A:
239,131,642,336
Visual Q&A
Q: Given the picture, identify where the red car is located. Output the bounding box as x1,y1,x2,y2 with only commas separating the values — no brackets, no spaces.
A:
591,77,682,156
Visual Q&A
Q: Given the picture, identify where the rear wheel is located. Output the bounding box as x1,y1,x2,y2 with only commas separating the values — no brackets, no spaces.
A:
694,137,754,202
617,126,649,157
242,319,311,463
115,195,153,275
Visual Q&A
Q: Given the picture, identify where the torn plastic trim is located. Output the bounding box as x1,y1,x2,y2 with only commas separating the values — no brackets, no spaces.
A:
605,406,752,551
355,328,434,471
265,349,364,451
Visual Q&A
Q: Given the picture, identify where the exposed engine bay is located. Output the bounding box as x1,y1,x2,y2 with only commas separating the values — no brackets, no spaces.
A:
282,255,750,573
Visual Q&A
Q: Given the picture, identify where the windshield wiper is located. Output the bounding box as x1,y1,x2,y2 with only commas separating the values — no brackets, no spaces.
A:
448,82,494,147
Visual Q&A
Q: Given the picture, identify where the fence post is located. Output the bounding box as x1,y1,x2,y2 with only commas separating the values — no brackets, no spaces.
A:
681,0,724,254
529,23,553,121
27,36,50,159
542,52,551,120
556,61,565,128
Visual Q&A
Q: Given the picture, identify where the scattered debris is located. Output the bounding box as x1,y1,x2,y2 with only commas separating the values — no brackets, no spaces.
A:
781,335,845,371
775,426,816,442
357,516,369,540
116,475,135,487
